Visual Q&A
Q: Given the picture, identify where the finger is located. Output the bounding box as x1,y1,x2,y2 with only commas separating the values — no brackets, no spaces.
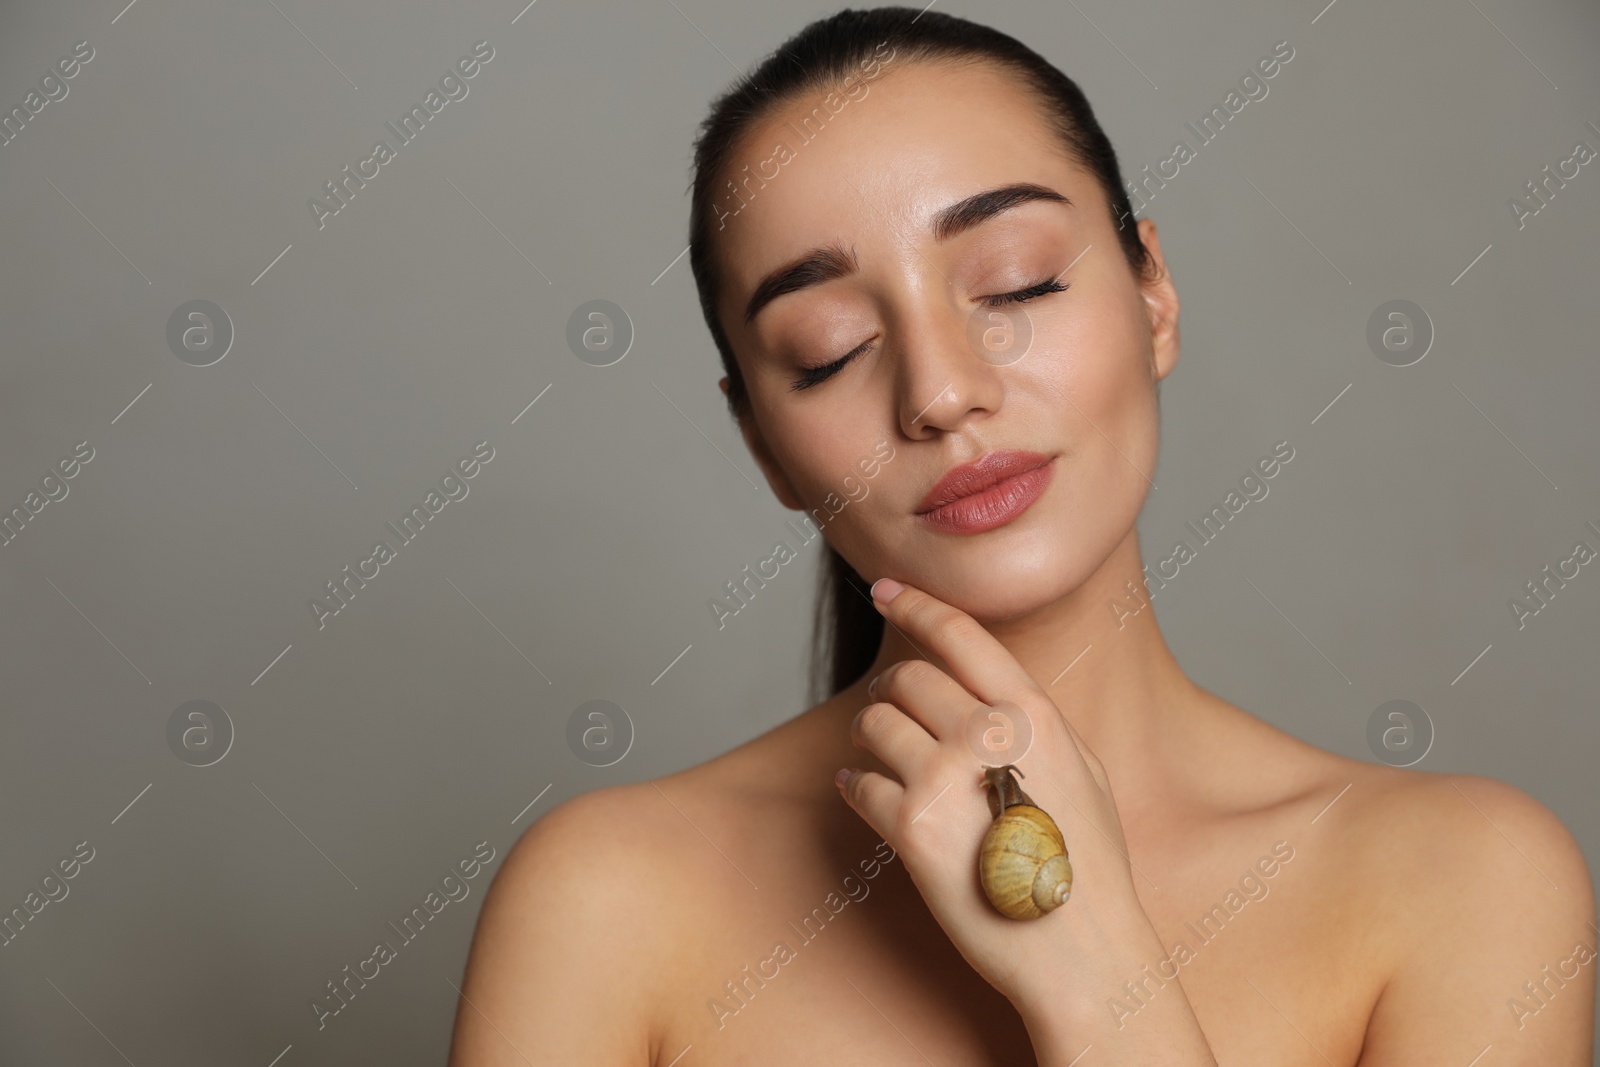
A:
967,698,1045,767
869,658,976,741
851,700,940,782
835,767,904,842
869,579,1039,704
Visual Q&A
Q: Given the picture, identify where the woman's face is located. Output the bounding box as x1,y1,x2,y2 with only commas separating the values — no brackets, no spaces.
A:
714,58,1180,623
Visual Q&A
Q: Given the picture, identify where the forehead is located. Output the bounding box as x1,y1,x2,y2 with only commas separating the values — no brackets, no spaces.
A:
711,58,1096,307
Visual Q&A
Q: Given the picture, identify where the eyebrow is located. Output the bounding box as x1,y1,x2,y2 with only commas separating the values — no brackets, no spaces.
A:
741,182,1072,325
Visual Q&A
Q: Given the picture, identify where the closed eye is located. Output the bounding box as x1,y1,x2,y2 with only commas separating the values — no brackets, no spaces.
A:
791,338,873,392
788,277,1068,391
981,276,1069,308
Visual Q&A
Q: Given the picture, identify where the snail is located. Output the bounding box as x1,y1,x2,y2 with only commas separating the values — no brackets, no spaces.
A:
978,764,1072,920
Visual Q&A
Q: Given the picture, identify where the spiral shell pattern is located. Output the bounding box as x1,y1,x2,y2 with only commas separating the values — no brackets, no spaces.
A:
979,804,1073,920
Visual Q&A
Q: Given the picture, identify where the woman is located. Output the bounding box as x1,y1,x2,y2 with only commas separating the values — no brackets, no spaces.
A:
449,8,1595,1064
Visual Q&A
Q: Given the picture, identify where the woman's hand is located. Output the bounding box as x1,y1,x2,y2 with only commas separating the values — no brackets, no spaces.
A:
835,578,1209,1057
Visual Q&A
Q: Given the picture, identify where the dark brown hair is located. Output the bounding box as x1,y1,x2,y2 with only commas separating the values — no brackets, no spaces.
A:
686,6,1155,703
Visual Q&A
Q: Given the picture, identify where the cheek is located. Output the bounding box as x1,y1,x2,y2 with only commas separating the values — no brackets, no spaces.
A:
1050,292,1151,411
769,413,880,511
768,425,899,562
1030,292,1158,460
1047,291,1159,465
1031,290,1159,519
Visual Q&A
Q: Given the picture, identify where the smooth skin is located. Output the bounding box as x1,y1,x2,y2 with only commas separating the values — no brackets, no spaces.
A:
448,57,1595,1065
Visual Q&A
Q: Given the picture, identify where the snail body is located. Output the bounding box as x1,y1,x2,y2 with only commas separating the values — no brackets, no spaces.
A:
978,764,1072,920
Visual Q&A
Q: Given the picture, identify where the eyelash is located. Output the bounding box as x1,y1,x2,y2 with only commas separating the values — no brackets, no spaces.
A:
788,276,1070,391
981,276,1069,308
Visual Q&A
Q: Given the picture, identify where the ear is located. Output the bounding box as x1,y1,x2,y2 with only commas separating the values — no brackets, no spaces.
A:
720,376,806,511
1133,218,1180,384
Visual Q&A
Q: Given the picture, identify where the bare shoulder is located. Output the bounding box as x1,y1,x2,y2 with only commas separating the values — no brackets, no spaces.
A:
1238,710,1594,938
448,713,814,1067
1206,701,1596,1059
1197,696,1591,894
1332,763,1593,907
448,776,713,1067
1328,764,1596,1063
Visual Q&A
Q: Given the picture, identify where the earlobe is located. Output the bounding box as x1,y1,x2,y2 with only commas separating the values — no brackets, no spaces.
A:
1136,218,1181,383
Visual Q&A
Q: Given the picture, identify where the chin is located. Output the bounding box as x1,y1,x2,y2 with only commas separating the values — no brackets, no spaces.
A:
894,528,1098,625
943,571,1082,625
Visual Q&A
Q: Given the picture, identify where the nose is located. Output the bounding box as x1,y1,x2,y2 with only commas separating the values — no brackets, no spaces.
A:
896,303,1006,440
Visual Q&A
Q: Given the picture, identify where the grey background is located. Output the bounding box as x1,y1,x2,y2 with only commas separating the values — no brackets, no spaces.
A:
1,0,1597,1062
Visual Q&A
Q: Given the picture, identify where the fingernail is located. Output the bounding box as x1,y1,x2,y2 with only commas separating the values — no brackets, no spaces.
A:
834,768,854,789
867,673,880,699
869,578,904,607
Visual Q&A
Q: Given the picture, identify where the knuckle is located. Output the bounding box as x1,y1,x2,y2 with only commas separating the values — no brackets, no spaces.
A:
1094,760,1113,790
1081,750,1111,789
895,659,936,688
911,597,949,629
891,796,925,840
902,594,942,631
876,661,906,689
941,612,985,645
855,773,893,814
856,701,891,735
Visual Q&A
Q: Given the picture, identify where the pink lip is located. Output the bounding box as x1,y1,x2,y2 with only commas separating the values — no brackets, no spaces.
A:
915,450,1055,534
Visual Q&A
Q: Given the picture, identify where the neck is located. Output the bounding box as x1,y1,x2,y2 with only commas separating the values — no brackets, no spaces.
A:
844,528,1211,812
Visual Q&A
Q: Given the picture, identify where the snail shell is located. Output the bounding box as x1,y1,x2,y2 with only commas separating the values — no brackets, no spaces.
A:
978,764,1072,920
